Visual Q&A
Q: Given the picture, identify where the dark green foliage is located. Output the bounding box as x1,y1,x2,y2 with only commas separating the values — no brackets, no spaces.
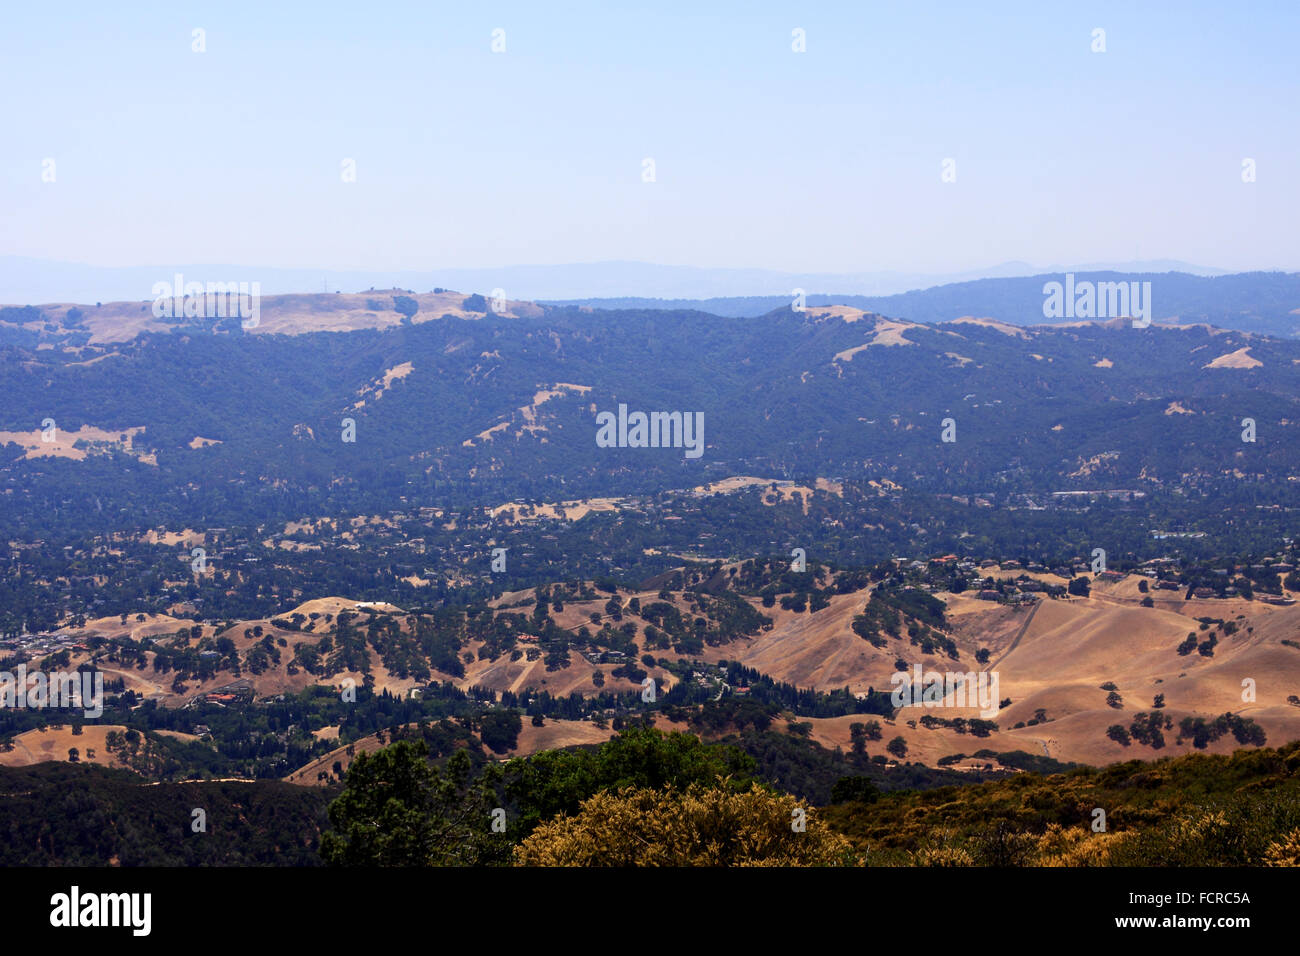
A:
321,740,508,866
830,775,880,804
392,295,419,320
4,308,1299,636
1129,711,1173,749
824,740,1300,866
478,709,523,754
0,762,329,865
500,727,756,835
1177,713,1267,749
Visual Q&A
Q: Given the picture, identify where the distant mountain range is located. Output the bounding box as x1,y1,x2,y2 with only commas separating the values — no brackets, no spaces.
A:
8,256,1297,337
0,255,1227,305
548,271,1300,338
3,293,1296,524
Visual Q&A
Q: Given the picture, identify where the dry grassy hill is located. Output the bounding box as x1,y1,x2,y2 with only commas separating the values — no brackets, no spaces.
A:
0,723,200,771
692,589,969,692
39,564,1300,772
23,289,544,346
922,583,1300,765
283,717,614,785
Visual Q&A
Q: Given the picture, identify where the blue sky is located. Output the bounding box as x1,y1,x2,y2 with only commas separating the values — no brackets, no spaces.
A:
2,1,1297,275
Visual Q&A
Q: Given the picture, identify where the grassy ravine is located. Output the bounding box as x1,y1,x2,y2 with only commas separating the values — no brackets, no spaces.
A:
824,741,1300,866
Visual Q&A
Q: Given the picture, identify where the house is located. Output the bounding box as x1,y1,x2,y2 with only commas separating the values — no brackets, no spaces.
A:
977,590,1001,601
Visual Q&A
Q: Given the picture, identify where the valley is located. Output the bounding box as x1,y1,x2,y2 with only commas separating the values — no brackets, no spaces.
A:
1,286,1298,870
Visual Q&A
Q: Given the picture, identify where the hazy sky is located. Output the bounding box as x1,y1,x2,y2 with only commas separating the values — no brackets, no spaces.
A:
3,1,1298,275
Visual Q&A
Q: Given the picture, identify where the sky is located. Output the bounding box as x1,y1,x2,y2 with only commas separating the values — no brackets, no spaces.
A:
2,0,1298,278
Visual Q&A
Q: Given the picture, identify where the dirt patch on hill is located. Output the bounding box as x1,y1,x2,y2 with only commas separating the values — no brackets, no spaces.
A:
832,320,920,362
1204,347,1262,369
463,383,592,446
351,362,414,408
0,424,151,463
947,316,1030,338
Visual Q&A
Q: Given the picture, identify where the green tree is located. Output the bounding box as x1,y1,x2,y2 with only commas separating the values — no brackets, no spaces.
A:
392,295,419,320
502,727,754,836
848,722,867,755
321,740,508,866
479,710,523,754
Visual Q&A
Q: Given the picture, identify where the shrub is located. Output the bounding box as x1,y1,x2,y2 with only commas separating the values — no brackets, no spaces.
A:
514,784,857,866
